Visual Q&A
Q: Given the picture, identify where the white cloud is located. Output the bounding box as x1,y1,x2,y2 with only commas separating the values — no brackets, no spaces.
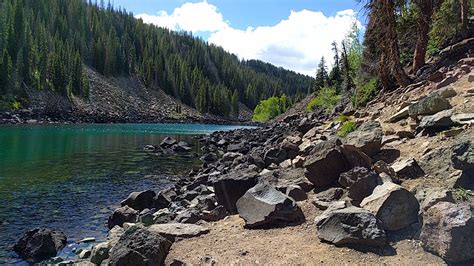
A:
136,1,229,32
136,2,360,76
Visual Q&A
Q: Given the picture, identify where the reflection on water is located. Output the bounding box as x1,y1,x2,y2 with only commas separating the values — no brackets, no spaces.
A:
0,123,250,263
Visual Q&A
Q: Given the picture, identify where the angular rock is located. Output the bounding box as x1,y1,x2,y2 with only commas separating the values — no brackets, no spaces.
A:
174,141,192,152
361,182,419,231
90,242,110,265
316,207,387,247
418,109,455,130
451,140,474,170
263,147,287,166
200,152,217,163
160,137,177,148
420,189,455,212
451,113,474,125
388,106,409,123
108,206,138,229
284,185,307,202
314,187,344,202
421,202,474,263
200,205,229,222
313,200,346,211
408,94,451,118
339,167,382,204
13,228,67,263
211,170,258,214
304,139,349,188
121,190,156,211
391,158,425,179
236,182,304,228
148,223,209,241
108,228,172,266
345,121,383,157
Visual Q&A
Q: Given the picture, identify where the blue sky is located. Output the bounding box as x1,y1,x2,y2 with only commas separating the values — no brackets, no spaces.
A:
110,0,365,76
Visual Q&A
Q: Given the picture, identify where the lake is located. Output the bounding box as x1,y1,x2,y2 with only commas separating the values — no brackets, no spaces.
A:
0,123,252,263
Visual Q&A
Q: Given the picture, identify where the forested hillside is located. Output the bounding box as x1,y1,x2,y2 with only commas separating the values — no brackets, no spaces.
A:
0,0,314,118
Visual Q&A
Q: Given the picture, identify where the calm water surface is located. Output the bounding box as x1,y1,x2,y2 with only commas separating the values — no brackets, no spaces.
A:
0,123,251,263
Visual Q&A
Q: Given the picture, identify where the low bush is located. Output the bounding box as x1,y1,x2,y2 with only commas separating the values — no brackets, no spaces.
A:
306,87,341,113
352,78,378,108
337,121,357,137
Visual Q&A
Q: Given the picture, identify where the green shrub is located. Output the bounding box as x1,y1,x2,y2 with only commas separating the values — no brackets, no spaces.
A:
252,95,289,122
337,121,357,137
352,78,378,108
10,100,21,110
454,187,473,201
336,115,350,123
306,87,341,113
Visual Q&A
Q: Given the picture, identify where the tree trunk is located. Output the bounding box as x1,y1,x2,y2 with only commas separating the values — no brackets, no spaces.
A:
412,0,433,73
381,0,412,88
461,0,469,32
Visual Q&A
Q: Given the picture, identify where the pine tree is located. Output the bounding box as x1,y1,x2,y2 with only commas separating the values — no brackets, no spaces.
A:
315,57,329,90
231,90,239,118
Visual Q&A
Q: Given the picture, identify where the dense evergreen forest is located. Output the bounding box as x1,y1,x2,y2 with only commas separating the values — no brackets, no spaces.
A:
0,0,314,117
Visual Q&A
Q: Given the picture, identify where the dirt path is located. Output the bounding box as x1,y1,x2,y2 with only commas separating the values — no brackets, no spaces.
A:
166,200,444,265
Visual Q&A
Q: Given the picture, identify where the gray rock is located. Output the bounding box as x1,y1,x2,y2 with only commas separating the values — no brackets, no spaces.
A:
13,228,67,263
421,202,474,263
339,167,382,204
160,137,177,148
408,94,451,118
304,139,349,188
316,207,387,247
174,141,192,152
282,185,307,201
200,205,229,222
451,140,474,171
451,113,474,125
121,190,156,211
236,183,304,228
148,223,209,241
418,109,456,130
361,182,419,231
314,188,344,202
211,170,258,214
264,147,287,166
313,200,346,211
153,208,176,224
391,158,425,179
420,189,455,212
345,121,383,157
78,249,91,259
388,106,409,123
90,242,110,265
108,228,172,266
108,206,138,229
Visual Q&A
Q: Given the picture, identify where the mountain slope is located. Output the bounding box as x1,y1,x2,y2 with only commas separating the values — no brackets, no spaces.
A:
0,0,314,119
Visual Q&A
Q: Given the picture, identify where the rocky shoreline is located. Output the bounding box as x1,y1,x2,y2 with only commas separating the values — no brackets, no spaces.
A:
0,108,258,126
10,54,474,265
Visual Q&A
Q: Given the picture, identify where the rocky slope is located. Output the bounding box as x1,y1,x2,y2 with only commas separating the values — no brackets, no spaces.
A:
0,67,249,124
12,40,474,265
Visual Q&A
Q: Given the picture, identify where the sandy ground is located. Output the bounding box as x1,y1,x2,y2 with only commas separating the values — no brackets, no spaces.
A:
165,200,444,265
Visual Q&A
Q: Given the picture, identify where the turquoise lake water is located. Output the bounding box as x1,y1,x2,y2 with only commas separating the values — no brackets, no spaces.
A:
0,123,251,263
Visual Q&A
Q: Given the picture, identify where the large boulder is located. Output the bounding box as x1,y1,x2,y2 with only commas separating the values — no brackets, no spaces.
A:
361,182,419,231
236,182,304,228
418,109,456,131
451,140,473,171
263,147,287,166
304,139,350,188
420,202,474,263
13,228,67,263
121,190,156,211
108,228,172,266
345,121,383,157
338,167,382,204
408,94,451,118
148,223,209,241
316,207,387,247
90,242,110,265
108,206,139,229
211,170,258,214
